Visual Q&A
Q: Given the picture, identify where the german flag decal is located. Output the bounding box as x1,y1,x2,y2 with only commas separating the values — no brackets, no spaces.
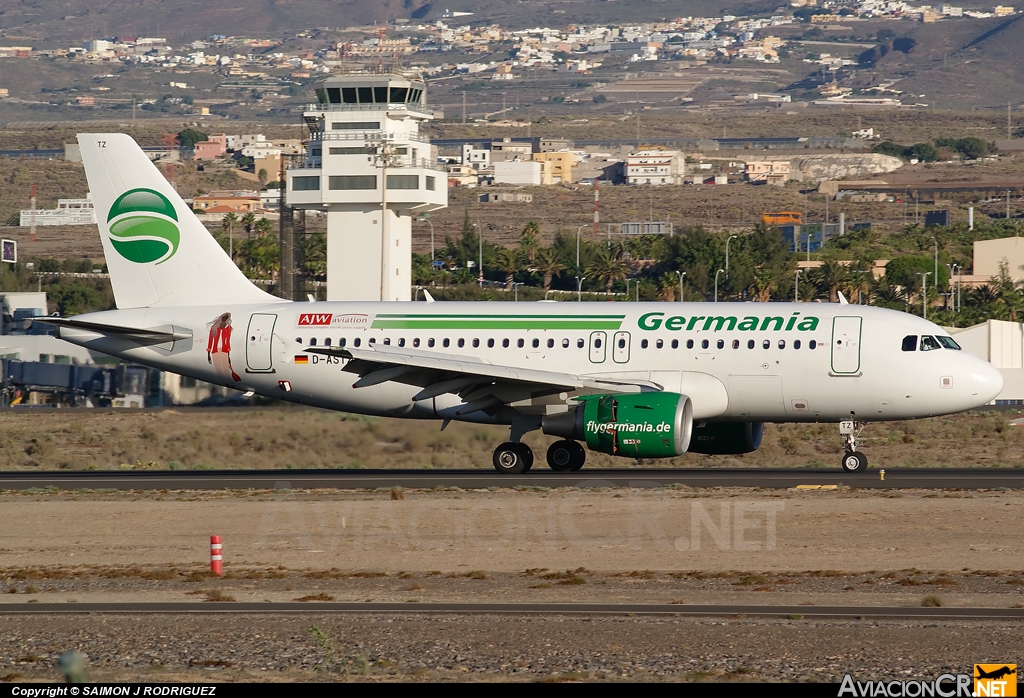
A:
294,355,309,364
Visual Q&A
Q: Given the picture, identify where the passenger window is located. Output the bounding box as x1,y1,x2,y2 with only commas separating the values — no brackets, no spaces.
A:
656,339,664,349
547,339,554,348
562,338,569,348
295,337,302,344
488,338,495,348
310,338,317,346
368,338,375,345
732,340,739,349
794,340,801,350
353,338,361,348
397,338,404,347
413,338,420,347
324,338,331,346
686,339,694,349
383,337,391,345
428,338,435,348
641,339,649,349
517,338,524,348
577,339,585,348
457,338,465,348
594,338,602,348
902,335,917,352
473,338,480,348
701,339,709,349
340,338,347,347
671,339,679,349
503,338,510,348
920,335,940,351
532,338,540,348
443,338,450,348
747,340,755,349
809,340,817,350
778,340,785,349
621,338,629,349
936,336,961,350
763,339,770,349
717,339,724,349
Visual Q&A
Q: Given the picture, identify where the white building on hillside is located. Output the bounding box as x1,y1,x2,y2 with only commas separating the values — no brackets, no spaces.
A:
626,149,685,185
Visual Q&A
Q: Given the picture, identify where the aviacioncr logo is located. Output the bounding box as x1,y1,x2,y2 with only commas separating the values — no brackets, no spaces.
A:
106,188,180,265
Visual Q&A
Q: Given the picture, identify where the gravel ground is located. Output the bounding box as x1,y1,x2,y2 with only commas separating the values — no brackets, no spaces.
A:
1,613,1021,683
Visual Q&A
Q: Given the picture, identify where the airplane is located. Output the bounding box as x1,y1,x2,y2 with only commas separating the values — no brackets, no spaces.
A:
38,134,1004,475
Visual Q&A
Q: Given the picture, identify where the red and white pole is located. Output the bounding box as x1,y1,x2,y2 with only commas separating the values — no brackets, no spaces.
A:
210,535,223,576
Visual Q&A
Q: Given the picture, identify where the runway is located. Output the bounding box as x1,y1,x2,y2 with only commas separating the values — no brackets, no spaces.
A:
0,467,1021,490
1,602,1022,619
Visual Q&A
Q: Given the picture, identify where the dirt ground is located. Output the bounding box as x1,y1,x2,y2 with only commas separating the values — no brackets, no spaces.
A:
0,487,1022,682
2,406,1024,471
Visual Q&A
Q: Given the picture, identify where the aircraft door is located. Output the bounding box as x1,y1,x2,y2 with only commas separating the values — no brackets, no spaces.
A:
589,331,607,363
246,313,277,373
612,331,630,363
831,316,862,375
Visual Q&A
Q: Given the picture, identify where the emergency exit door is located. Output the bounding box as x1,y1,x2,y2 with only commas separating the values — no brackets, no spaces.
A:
831,316,862,374
246,313,277,373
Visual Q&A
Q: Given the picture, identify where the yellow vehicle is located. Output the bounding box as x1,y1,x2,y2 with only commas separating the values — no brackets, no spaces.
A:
762,211,803,226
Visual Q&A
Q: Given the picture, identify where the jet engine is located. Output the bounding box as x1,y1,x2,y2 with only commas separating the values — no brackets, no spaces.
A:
687,421,764,455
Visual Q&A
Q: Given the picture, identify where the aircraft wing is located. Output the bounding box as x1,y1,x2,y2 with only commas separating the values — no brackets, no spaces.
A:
305,345,660,415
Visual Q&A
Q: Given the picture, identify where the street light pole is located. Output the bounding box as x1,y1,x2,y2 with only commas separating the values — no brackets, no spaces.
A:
576,276,586,302
932,236,938,290
726,234,737,279
473,222,482,286
917,271,931,319
795,269,803,302
675,270,686,303
714,268,725,303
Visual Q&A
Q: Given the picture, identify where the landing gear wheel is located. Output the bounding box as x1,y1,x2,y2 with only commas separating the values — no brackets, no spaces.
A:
515,442,534,472
493,442,528,474
568,441,586,471
547,441,576,472
841,451,868,473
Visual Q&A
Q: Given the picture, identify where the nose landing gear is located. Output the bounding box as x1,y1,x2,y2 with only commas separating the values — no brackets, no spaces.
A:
839,420,868,473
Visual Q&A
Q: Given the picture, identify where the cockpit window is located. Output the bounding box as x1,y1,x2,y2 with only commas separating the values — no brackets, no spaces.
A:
936,335,961,350
920,335,941,351
902,335,917,352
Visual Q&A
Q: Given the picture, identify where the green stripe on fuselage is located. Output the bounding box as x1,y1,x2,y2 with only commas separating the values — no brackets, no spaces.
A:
371,317,623,330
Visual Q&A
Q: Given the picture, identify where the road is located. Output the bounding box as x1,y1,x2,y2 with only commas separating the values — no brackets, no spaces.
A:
1,602,1021,619
0,467,1020,491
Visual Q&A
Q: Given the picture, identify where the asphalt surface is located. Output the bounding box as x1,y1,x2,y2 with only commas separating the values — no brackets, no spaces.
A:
0,467,1021,490
0,602,1021,619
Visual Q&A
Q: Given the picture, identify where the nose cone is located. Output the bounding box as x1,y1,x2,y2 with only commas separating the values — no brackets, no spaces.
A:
969,359,1004,407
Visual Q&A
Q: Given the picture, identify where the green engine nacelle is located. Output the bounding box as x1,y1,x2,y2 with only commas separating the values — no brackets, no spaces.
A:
578,392,693,458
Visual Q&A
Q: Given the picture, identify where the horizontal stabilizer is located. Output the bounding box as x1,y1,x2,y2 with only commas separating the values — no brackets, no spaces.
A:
32,317,191,343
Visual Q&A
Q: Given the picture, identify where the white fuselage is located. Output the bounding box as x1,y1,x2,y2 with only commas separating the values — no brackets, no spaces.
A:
58,301,1003,425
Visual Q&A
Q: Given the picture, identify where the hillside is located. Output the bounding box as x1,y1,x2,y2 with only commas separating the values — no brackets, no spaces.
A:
861,14,1024,107
1,0,779,42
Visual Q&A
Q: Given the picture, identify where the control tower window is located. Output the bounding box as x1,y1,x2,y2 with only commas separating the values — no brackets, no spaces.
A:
326,88,340,103
357,87,373,103
341,87,357,104
390,87,408,103
316,88,328,104
374,87,388,102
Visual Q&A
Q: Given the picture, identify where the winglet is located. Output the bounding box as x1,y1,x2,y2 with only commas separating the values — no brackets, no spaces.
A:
423,289,435,303
837,291,849,305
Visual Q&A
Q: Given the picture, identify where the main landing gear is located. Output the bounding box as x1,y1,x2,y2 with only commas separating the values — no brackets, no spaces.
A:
490,440,587,474
839,419,868,473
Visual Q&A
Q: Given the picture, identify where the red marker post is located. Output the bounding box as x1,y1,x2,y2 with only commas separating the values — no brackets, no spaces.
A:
210,535,223,576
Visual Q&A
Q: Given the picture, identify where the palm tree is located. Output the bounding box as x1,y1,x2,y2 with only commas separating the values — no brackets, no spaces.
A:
587,247,629,294
493,248,522,289
657,272,677,302
519,221,541,263
221,212,239,260
254,217,274,236
533,247,565,290
241,212,257,239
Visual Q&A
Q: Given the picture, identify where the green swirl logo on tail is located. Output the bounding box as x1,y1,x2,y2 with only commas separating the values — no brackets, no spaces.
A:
106,188,180,264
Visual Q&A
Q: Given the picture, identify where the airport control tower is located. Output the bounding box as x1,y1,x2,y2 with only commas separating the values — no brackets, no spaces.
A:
287,72,447,301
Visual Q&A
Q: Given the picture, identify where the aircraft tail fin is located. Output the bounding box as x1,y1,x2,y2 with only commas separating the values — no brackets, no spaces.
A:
78,133,280,309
